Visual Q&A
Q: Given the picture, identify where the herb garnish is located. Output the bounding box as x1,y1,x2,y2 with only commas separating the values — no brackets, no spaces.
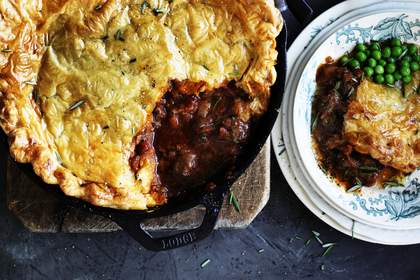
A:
129,58,137,63
67,99,86,111
321,244,335,257
229,191,240,213
311,112,319,132
359,165,379,172
153,8,165,15
202,65,209,71
347,178,363,193
351,219,355,239
114,29,125,41
55,151,63,164
200,259,211,268
1,49,12,53
95,4,102,11
140,1,150,14
383,181,404,188
257,249,264,253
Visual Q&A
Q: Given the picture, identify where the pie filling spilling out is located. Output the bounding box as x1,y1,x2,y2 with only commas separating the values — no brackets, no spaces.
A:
0,1,282,209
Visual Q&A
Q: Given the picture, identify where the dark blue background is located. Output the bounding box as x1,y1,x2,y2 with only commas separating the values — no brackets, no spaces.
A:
2,1,419,279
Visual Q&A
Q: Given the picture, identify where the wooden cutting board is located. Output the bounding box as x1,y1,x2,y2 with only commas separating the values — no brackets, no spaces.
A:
6,140,270,233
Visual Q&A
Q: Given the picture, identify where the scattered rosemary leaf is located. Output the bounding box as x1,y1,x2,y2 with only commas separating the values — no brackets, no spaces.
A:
55,151,63,164
140,1,150,14
200,259,211,268
153,8,165,15
257,249,264,253
305,239,311,246
311,113,319,133
114,29,125,41
202,65,209,71
132,127,135,135
351,219,355,239
229,192,240,213
311,230,320,237
384,181,404,188
67,99,86,111
347,87,355,98
359,165,379,172
334,81,342,90
95,4,102,11
321,244,335,257
25,80,37,86
346,184,362,193
322,242,336,248
295,235,302,240
314,236,323,245
320,264,325,271
129,58,137,63
1,49,12,53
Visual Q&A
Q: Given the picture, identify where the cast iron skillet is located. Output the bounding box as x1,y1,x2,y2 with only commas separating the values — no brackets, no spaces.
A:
1,0,313,251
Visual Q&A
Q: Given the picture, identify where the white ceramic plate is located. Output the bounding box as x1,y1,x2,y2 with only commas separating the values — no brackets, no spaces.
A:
273,0,420,244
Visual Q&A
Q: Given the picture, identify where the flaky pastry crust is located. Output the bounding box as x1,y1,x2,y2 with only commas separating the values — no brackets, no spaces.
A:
0,0,282,209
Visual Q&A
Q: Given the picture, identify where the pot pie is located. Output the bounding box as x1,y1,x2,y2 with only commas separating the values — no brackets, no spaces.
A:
312,40,419,190
0,0,283,209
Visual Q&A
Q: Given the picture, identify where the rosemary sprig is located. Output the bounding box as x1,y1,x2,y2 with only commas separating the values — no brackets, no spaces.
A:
153,8,165,15
359,165,379,172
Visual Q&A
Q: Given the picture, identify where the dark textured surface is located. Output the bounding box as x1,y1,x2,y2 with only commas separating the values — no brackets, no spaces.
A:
2,1,420,279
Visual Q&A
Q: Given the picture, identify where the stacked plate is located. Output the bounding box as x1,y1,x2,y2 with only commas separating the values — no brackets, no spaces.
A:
272,0,420,245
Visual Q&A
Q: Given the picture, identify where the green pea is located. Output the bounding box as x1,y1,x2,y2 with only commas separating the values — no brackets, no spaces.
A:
367,58,377,68
355,51,367,62
408,44,417,55
356,43,367,52
374,74,385,84
384,74,395,85
370,42,381,51
364,67,374,77
340,55,350,65
371,50,382,60
387,58,396,64
374,65,384,74
400,66,411,76
401,61,410,68
390,38,402,47
378,59,387,66
391,46,402,57
385,63,396,74
349,59,360,69
394,72,402,81
382,47,392,58
402,75,412,84
414,55,420,62
411,61,420,72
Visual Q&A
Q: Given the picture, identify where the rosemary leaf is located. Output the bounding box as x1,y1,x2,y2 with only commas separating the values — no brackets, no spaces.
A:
114,29,125,41
55,151,63,164
229,191,240,213
311,113,319,133
359,165,379,172
322,242,336,248
1,49,12,53
257,249,264,253
140,1,150,14
200,259,211,268
346,184,362,193
351,219,355,239
68,99,86,111
321,244,335,257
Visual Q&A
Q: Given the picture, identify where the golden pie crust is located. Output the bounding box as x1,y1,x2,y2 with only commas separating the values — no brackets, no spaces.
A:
0,0,282,209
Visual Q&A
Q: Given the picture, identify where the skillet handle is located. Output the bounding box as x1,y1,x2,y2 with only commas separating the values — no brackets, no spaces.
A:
114,191,224,251
284,0,313,25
